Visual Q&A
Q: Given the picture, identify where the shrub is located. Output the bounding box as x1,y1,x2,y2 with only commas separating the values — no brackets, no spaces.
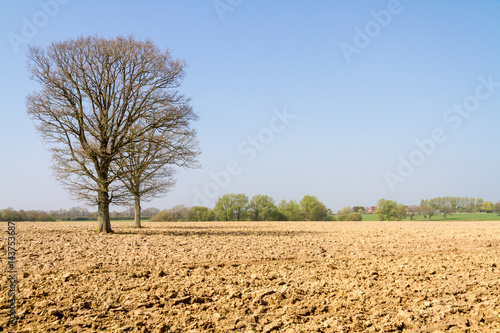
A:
336,214,346,221
149,210,174,222
266,209,288,221
326,215,337,221
150,205,190,222
336,212,362,221
187,206,215,221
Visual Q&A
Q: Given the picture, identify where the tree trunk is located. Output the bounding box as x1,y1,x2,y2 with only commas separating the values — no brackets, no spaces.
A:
97,190,112,233
134,195,141,228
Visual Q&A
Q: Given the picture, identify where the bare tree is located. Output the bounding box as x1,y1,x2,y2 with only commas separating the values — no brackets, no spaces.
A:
439,205,454,220
406,205,420,221
142,207,161,218
420,206,436,221
494,202,500,216
168,204,190,221
26,35,196,233
114,125,199,227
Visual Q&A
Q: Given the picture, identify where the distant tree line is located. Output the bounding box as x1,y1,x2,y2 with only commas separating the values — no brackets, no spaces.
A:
420,197,491,213
0,207,160,222
149,194,363,222
149,194,355,222
0,208,56,222
5,195,499,222
375,197,500,221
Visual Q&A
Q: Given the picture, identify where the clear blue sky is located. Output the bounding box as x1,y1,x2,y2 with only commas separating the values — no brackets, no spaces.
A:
1,0,499,212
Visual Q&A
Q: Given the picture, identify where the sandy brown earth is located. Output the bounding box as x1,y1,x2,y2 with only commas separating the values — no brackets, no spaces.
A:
1,220,499,332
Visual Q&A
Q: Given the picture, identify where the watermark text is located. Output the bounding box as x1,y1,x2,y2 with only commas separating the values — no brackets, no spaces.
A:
193,107,294,206
8,0,70,53
7,221,17,325
385,75,499,191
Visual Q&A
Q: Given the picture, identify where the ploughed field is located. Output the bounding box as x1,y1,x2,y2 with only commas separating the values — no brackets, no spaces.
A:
1,221,499,332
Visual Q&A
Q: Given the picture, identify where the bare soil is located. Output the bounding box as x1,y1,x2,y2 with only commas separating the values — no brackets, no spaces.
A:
1,221,499,332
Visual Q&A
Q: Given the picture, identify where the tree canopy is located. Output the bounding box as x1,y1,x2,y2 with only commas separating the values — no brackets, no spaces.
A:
299,195,328,221
214,194,249,221
26,35,198,232
248,195,278,221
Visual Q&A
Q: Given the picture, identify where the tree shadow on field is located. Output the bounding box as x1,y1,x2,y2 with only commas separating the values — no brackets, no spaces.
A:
112,225,327,238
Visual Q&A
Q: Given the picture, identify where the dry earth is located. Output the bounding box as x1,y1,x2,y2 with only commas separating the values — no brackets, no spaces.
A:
1,221,500,332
